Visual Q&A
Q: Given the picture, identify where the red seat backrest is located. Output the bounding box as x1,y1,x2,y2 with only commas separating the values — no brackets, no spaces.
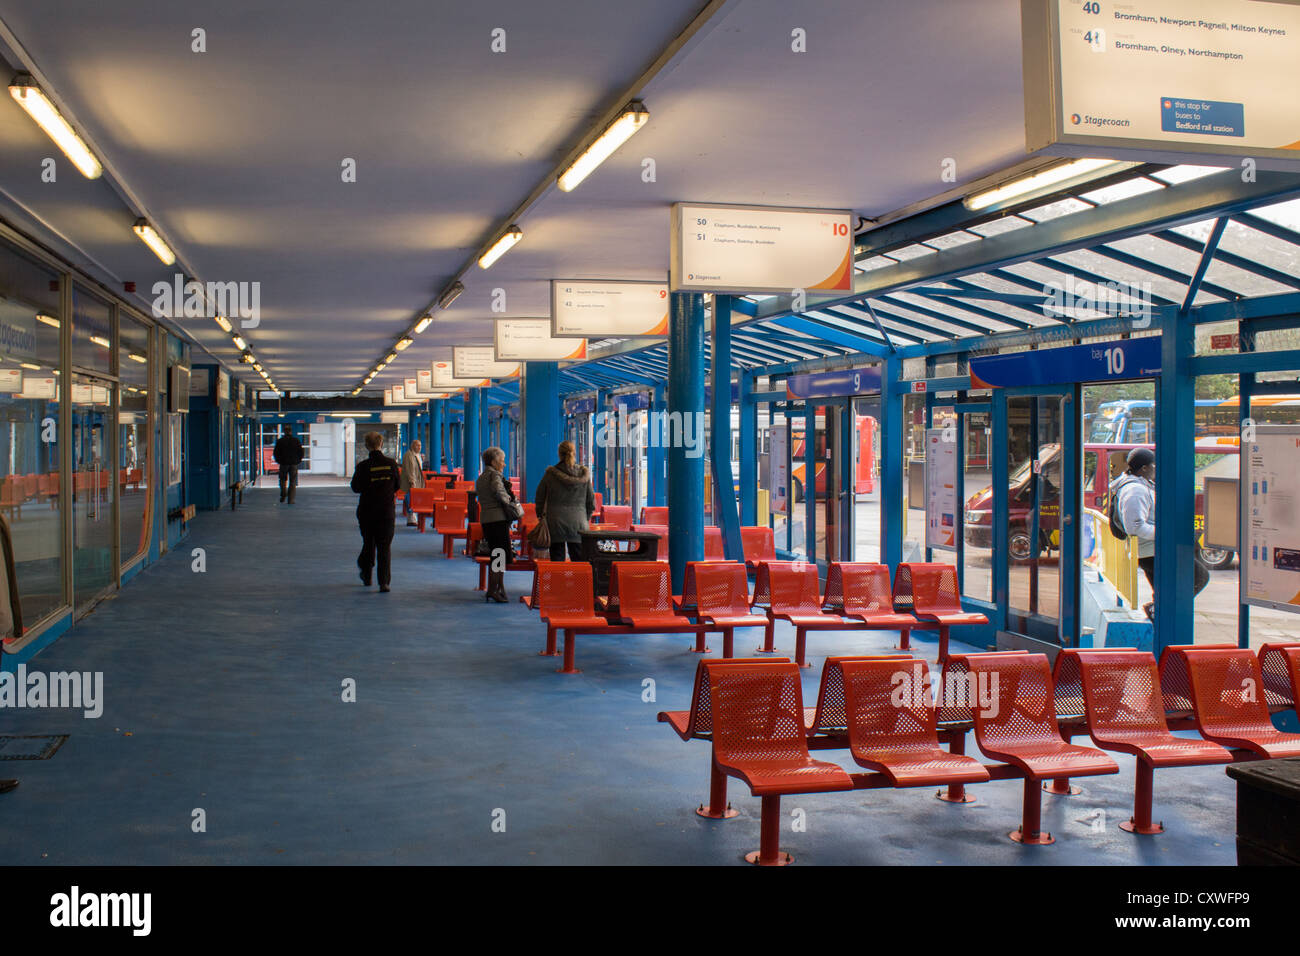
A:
676,656,792,739
825,563,894,616
602,505,633,530
642,506,668,525
632,524,669,553
611,561,673,615
409,488,439,510
694,563,753,618
814,655,912,733
1183,648,1279,736
766,562,824,615
680,560,731,609
894,563,961,614
537,562,597,618
1259,642,1300,710
965,652,1063,748
740,526,775,563
840,658,941,751
521,502,537,522
707,661,817,766
434,502,467,531
1158,643,1235,716
704,526,725,560
1074,649,1170,739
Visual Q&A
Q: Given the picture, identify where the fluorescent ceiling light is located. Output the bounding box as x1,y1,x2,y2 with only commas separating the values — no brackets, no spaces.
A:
232,335,248,351
8,76,102,179
214,315,232,333
437,281,465,310
395,336,413,351
557,101,649,192
477,226,522,269
36,312,59,328
132,219,176,265
128,352,147,363
90,335,110,348
414,314,433,334
964,158,1129,211
240,352,254,364
20,362,40,370
384,351,397,364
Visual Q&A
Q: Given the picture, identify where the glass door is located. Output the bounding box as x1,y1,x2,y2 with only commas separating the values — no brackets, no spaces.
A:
72,374,117,613
1001,387,1079,642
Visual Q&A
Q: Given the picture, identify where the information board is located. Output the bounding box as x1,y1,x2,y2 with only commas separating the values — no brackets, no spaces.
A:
19,376,56,400
1023,0,1300,167
452,346,520,380
926,428,958,551
670,202,854,295
770,428,789,516
970,337,1160,388
431,361,489,389
551,280,669,338
1241,425,1300,614
0,368,22,393
493,319,588,362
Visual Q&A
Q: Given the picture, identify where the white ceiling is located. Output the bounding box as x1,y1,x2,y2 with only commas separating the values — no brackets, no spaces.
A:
0,0,1029,392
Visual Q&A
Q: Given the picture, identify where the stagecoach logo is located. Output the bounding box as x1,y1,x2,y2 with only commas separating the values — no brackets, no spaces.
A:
151,274,260,328
1042,276,1153,328
594,410,705,458
0,321,36,355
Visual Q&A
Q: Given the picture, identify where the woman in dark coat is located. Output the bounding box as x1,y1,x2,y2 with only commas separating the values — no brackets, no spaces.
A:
533,440,595,562
474,447,520,602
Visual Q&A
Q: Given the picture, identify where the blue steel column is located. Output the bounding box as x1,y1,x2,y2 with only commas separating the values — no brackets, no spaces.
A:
668,292,705,593
522,362,560,501
1238,363,1252,649
480,392,491,460
430,400,444,471
649,382,666,506
881,354,904,570
804,402,816,559
711,295,742,560
464,388,482,481
738,370,757,526
594,388,610,501
1154,311,1196,656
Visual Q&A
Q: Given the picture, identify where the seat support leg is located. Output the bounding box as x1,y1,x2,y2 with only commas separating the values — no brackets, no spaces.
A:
756,614,776,654
691,629,710,654
938,625,949,662
937,730,978,804
697,763,739,820
1045,730,1083,796
1120,761,1163,835
556,629,581,675
477,565,486,591
722,627,734,659
540,624,559,657
1011,778,1054,845
896,627,910,651
745,794,792,866
795,628,811,668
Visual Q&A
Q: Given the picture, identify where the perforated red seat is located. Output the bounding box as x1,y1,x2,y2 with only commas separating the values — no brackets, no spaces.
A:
609,562,709,652
641,506,668,525
709,661,854,864
824,563,919,649
433,502,468,558
408,487,440,532
601,505,633,530
704,526,725,560
840,658,991,788
1259,642,1300,713
808,655,911,736
1181,648,1300,758
767,562,863,667
1157,643,1235,723
1071,649,1232,835
966,652,1118,844
740,526,775,569
693,562,769,658
657,656,795,819
535,562,609,659
892,563,987,661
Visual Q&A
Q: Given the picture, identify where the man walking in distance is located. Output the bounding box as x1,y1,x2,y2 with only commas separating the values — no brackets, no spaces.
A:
400,439,426,528
350,432,400,592
273,424,305,504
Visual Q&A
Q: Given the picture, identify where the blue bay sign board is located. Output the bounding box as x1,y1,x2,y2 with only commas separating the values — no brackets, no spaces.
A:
785,366,883,400
969,337,1161,389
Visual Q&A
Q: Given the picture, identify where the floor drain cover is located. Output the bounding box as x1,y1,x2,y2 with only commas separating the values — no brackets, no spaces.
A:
0,735,69,760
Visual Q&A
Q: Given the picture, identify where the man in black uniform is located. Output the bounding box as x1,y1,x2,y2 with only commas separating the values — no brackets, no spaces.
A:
350,431,399,592
273,424,304,504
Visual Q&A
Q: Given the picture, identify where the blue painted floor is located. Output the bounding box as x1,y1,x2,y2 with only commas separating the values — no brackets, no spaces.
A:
0,486,1237,865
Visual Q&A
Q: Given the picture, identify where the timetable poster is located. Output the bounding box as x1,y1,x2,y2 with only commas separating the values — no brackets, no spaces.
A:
1241,426,1300,613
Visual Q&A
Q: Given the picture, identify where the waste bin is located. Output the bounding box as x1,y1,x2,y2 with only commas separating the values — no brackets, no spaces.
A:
579,529,660,598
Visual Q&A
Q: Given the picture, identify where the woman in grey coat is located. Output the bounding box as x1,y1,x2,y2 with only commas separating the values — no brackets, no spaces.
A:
533,440,595,562
475,447,521,602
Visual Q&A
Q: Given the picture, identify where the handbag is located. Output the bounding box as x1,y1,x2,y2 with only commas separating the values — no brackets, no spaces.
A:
508,500,525,521
528,515,552,550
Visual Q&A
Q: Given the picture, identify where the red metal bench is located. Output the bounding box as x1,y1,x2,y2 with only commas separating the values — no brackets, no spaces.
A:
707,661,855,865
740,526,775,569
606,562,710,654
823,562,920,651
692,562,770,659
965,652,1119,844
408,487,440,532
704,525,725,560
534,562,623,671
641,506,668,525
1259,642,1300,715
1070,648,1232,835
1180,647,1300,758
891,563,988,661
434,502,468,558
764,562,866,668
601,505,633,530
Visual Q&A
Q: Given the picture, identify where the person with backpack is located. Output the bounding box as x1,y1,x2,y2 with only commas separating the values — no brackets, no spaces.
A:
1109,446,1208,619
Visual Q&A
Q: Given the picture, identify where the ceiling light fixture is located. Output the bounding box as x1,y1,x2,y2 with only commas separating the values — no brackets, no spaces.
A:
232,335,248,351
395,336,413,352
128,352,147,363
214,315,232,333
8,75,103,179
964,158,1131,211
437,281,465,310
132,218,176,265
414,314,433,334
36,312,59,328
384,351,397,364
557,101,649,192
477,225,522,269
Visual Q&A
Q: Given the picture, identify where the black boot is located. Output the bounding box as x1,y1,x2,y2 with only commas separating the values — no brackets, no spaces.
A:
486,570,508,603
